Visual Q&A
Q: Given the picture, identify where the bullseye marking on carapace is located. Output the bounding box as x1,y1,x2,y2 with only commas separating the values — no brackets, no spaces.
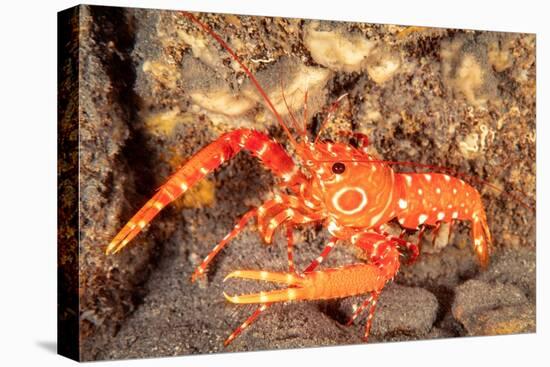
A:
332,186,368,215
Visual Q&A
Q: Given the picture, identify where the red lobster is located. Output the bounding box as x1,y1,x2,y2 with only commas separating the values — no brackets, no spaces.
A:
106,11,492,346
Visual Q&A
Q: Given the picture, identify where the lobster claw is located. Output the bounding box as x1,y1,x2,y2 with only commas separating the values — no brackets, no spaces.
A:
223,264,388,304
223,270,311,304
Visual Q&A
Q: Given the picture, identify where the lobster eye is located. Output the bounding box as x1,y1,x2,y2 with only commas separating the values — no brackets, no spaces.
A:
331,162,346,174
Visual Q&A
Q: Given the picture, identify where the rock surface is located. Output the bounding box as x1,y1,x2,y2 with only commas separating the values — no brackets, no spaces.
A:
452,280,535,336
74,5,536,361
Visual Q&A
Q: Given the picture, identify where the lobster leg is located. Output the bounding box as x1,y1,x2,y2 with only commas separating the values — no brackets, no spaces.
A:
374,227,420,265
361,291,381,341
191,208,257,282
346,292,375,325
106,129,306,255
397,228,420,264
430,221,442,247
223,237,338,346
448,220,454,244
346,232,402,340
285,224,296,273
262,208,325,243
193,191,325,281
303,237,338,273
192,198,282,281
345,290,381,341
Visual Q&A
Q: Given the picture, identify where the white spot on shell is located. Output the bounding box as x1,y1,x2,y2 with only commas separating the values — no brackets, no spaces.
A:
282,166,299,182
398,199,408,209
437,212,445,220
418,214,428,224
328,221,340,234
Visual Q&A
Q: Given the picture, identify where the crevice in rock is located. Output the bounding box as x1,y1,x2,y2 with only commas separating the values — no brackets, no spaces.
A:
88,5,162,328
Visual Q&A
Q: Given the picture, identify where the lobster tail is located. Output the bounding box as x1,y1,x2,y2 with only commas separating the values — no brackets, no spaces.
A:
472,206,492,267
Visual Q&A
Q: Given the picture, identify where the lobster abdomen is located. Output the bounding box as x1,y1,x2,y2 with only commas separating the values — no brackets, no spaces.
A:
394,173,491,266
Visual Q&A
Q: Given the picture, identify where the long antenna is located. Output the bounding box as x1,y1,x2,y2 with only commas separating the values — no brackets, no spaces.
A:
280,79,307,140
314,94,348,144
181,11,300,150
